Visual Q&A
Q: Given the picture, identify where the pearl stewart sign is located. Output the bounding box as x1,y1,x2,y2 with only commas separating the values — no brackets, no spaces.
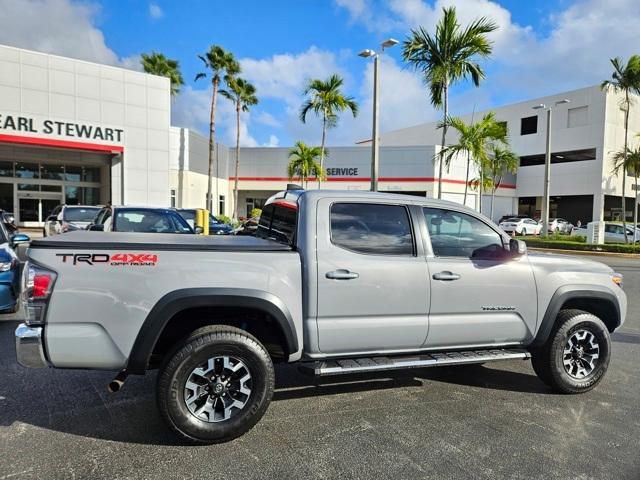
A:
0,114,124,143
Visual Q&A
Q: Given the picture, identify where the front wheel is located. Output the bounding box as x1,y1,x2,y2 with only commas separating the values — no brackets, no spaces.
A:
531,309,611,393
157,325,275,444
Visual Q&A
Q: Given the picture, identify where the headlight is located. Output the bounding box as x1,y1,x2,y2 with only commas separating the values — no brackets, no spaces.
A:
612,273,624,288
0,261,12,272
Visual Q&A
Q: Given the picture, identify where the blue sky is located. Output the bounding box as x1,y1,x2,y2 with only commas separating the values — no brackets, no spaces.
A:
1,0,639,147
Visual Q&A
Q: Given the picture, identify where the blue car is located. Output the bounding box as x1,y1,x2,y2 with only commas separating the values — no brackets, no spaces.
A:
0,223,30,313
175,209,234,235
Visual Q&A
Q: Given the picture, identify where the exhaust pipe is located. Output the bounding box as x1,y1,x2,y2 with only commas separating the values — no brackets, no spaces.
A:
108,370,128,393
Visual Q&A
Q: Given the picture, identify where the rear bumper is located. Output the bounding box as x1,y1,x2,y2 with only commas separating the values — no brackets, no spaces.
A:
15,323,48,368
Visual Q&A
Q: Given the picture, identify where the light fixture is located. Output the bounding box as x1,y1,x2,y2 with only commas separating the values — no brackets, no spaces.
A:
532,103,547,110
381,38,399,49
358,49,376,58
555,99,570,105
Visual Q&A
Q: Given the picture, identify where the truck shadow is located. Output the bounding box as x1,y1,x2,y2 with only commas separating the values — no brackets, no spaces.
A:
0,321,548,446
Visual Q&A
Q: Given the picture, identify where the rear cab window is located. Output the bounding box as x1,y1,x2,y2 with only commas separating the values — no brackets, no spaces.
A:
256,201,297,246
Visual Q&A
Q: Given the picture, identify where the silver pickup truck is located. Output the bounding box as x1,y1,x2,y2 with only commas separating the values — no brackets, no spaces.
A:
16,188,627,444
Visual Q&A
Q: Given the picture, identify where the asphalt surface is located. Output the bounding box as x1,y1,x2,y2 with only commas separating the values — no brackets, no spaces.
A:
1,254,639,480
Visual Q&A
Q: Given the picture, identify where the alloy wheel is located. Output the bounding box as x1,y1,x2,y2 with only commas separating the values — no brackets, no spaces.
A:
562,329,600,379
184,356,252,423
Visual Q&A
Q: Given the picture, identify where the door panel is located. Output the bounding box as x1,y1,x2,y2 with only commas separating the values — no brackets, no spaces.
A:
423,207,537,348
316,199,430,354
426,256,536,347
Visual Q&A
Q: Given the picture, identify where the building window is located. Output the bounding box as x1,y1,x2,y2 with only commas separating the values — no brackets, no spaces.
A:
219,195,225,216
567,106,588,128
170,189,176,208
519,148,597,167
520,115,538,135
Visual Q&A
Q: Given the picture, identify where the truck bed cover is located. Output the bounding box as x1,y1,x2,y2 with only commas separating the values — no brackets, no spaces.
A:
29,231,292,252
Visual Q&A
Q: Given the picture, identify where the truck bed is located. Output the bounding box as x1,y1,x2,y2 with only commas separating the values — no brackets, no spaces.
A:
30,231,292,251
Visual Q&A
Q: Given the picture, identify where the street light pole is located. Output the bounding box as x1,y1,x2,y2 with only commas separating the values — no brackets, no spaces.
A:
359,38,398,192
533,99,570,237
371,53,380,192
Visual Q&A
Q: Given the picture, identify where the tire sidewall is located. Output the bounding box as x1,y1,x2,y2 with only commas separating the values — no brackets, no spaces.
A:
160,331,274,443
550,315,611,392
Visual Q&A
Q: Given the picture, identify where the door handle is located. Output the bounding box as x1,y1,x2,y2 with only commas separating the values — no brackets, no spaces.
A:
326,269,359,280
432,271,461,281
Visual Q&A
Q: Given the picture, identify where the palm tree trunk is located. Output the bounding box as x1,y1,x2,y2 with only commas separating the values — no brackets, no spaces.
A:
437,80,449,199
635,174,639,242
478,166,483,215
207,77,219,212
319,113,327,190
490,189,496,221
463,151,470,206
622,92,630,243
232,103,241,221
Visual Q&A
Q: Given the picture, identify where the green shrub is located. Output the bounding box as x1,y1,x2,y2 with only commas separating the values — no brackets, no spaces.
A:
215,215,233,225
515,236,639,254
250,208,262,219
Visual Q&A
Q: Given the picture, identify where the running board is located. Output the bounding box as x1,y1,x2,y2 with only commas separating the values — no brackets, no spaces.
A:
299,349,531,377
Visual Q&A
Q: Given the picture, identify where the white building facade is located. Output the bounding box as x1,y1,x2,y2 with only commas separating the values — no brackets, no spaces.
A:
1,45,636,226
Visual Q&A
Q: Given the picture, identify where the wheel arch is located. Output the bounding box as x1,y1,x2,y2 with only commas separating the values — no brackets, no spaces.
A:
126,288,298,375
531,285,621,348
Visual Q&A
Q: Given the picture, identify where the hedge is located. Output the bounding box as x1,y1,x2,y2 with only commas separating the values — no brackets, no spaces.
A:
515,236,640,254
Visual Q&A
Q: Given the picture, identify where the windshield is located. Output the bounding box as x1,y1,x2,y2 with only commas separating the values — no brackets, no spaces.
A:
115,209,194,234
504,218,521,222
63,206,101,222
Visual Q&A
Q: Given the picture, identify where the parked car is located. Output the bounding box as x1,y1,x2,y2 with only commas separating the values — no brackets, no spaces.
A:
175,209,234,235
548,218,574,234
497,214,530,224
1,210,18,234
571,222,640,243
87,206,194,234
17,188,627,444
0,221,29,313
43,205,102,237
498,217,542,235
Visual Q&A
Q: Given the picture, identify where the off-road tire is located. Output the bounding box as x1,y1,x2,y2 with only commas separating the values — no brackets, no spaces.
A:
531,309,611,394
157,325,275,444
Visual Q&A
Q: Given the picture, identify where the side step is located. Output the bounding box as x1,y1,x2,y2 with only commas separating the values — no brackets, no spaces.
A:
299,349,531,377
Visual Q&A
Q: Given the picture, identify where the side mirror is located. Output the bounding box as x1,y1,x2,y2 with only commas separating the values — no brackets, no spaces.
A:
87,224,104,231
10,233,30,248
194,226,204,235
509,238,527,256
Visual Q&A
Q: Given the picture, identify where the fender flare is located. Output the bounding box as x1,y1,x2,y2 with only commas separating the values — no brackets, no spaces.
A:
531,285,621,348
126,288,298,374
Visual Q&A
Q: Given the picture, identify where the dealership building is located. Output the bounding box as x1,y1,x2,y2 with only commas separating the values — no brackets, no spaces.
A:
0,44,637,225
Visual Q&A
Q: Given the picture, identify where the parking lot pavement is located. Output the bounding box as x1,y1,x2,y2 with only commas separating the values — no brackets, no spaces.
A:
1,255,639,480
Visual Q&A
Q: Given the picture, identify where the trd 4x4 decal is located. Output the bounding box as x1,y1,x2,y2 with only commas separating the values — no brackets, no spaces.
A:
56,253,158,266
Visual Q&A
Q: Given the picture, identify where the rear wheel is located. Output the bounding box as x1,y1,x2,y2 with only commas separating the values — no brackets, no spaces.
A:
157,325,275,444
530,309,611,393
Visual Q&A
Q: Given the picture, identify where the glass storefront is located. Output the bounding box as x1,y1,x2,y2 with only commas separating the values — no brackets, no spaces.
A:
0,160,104,225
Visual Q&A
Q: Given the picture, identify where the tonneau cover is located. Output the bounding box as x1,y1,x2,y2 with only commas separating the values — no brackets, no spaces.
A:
29,231,292,251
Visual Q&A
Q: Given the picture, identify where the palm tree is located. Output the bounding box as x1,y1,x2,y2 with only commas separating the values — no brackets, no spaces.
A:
612,143,640,235
140,52,184,95
287,141,325,188
220,77,258,220
300,74,358,187
439,112,507,211
402,6,498,199
485,145,519,220
195,46,241,213
601,55,640,242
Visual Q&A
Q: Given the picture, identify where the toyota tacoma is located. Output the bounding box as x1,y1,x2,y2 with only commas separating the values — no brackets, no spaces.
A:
15,188,627,443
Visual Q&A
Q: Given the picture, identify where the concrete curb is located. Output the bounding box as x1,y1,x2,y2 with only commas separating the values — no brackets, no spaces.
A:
528,247,640,258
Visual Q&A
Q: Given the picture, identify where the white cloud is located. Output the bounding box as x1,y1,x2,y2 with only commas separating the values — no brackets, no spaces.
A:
263,135,280,147
149,3,163,19
171,86,261,147
0,0,118,64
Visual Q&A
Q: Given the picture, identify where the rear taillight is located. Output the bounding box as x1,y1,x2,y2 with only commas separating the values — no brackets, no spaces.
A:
23,263,57,325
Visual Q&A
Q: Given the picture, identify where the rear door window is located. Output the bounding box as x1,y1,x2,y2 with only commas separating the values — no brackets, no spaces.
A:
330,203,414,256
